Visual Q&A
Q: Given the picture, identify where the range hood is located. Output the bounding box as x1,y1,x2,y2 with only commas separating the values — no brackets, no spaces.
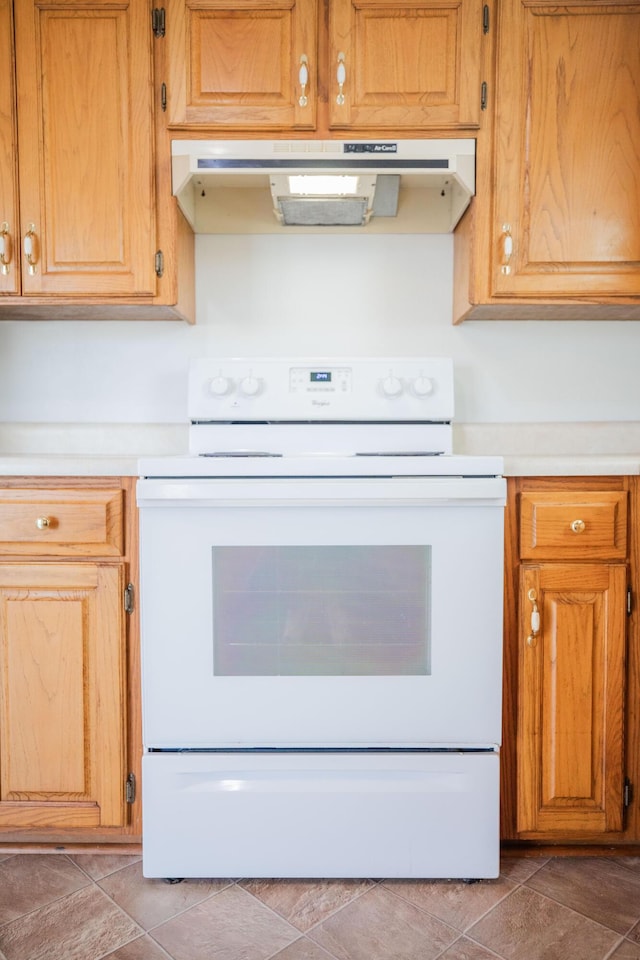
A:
171,139,475,235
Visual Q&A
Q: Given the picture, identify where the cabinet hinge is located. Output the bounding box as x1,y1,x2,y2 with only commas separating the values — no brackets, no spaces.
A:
161,82,167,112
628,586,632,616
482,4,490,34
624,777,633,809
152,7,165,38
481,81,488,111
155,250,164,278
124,582,135,615
126,773,136,804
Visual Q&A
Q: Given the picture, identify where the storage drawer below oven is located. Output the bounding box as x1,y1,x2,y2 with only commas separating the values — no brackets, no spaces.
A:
142,750,499,880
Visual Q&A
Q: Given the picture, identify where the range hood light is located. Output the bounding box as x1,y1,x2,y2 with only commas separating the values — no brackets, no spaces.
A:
288,175,360,196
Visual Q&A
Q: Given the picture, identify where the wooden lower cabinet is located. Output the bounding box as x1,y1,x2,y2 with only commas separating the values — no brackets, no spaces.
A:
503,476,640,846
516,562,626,836
0,478,140,847
0,562,126,829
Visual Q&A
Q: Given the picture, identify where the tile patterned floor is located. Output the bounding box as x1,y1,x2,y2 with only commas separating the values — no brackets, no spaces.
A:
1,853,640,960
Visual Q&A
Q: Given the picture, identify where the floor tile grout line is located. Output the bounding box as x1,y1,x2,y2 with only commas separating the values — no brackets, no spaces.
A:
603,855,640,876
461,930,522,960
143,881,239,935
0,855,96,931
521,869,640,938
0,881,145,960
377,876,520,938
237,877,383,939
435,931,510,960
263,933,342,960
66,854,143,885
504,856,550,883
59,852,98,884
94,928,176,960
518,881,636,939
601,933,627,960
226,880,337,943
95,876,237,936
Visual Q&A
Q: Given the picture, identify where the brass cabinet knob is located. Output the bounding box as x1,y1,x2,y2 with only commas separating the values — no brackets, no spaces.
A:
570,519,586,533
36,516,51,529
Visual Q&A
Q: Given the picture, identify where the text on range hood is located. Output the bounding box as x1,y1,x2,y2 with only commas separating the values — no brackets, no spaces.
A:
172,139,475,234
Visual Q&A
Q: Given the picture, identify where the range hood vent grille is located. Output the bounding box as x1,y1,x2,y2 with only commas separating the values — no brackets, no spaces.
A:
278,197,370,226
172,139,476,235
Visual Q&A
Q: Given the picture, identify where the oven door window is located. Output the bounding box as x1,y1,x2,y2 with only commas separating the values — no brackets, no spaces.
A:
213,546,431,677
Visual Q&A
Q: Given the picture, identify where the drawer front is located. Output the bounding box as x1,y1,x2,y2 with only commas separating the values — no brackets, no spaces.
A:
0,488,123,556
520,491,627,560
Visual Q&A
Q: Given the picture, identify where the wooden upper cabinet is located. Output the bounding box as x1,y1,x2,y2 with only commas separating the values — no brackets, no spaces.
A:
491,1,640,301
166,0,319,129
164,0,484,132
10,0,156,297
0,0,18,295
328,0,484,130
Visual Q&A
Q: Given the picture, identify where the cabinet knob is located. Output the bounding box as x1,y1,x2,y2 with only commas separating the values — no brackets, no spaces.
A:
500,223,513,275
298,55,309,107
36,516,51,529
0,222,12,275
526,587,540,647
570,519,586,533
23,224,39,276
336,52,346,105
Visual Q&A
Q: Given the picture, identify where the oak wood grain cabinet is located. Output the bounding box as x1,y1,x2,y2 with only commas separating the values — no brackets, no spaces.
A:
502,477,640,845
454,0,640,322
0,0,194,321
163,0,486,134
0,479,141,845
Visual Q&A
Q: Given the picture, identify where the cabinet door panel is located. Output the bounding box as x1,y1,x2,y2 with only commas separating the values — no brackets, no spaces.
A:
517,563,626,835
329,0,483,129
0,0,19,294
492,2,640,298
0,563,126,828
14,0,156,296
167,0,318,129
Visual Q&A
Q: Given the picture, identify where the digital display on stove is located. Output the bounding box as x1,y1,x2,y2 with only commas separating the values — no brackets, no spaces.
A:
310,371,332,382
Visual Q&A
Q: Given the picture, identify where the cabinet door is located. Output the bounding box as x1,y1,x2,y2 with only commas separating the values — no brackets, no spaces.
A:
0,563,127,829
517,563,626,836
13,0,156,296
166,0,318,129
0,0,19,294
492,2,640,299
328,0,484,129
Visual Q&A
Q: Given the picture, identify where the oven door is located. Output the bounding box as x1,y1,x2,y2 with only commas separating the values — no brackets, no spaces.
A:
137,476,505,749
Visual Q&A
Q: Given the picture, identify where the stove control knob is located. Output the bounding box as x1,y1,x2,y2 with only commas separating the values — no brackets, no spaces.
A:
412,376,434,397
239,375,262,397
209,376,233,397
381,375,403,398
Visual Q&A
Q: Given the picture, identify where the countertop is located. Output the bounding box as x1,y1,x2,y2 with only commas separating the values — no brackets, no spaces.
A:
0,422,639,477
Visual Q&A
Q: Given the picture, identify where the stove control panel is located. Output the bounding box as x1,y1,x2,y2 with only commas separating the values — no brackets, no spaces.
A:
189,357,454,422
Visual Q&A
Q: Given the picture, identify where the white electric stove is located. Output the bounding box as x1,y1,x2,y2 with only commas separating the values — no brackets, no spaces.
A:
137,358,506,880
